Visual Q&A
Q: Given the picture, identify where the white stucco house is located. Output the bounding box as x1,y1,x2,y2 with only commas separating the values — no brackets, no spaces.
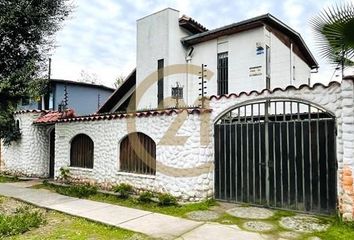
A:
4,8,354,220
99,8,318,113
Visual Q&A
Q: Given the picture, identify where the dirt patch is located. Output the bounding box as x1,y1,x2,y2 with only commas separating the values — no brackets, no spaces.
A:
0,197,37,215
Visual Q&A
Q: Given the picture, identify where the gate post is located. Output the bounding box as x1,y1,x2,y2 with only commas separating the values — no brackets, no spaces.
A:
339,76,354,220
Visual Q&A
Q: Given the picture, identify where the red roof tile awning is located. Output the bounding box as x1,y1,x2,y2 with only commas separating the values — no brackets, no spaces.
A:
34,109,76,124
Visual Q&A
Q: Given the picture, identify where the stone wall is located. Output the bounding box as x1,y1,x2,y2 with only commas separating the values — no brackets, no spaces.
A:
1,112,51,177
3,78,354,219
209,77,354,220
54,111,213,201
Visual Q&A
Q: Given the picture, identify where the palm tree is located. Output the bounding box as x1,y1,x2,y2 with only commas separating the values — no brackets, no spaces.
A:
310,2,354,78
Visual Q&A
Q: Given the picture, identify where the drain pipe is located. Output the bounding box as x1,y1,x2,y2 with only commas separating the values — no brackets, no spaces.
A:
290,43,293,85
185,47,194,106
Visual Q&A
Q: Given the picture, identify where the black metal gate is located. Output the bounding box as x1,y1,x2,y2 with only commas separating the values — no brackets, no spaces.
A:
214,99,337,214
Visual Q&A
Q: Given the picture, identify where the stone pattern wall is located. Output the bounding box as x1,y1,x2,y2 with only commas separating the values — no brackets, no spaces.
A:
338,78,354,220
55,112,213,201
1,112,50,177
3,79,354,218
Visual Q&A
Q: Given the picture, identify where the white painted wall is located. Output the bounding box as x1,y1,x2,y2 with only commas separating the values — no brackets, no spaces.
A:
54,112,214,201
136,9,312,109
136,8,190,110
267,29,311,89
1,112,50,177
188,28,266,102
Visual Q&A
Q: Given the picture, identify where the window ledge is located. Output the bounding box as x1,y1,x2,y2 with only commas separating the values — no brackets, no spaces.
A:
68,167,94,173
116,171,156,179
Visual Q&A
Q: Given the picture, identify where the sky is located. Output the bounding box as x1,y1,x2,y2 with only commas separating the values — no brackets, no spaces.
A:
49,0,354,88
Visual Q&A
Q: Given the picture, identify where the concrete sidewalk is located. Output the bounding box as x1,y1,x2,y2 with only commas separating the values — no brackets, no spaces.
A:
0,182,265,240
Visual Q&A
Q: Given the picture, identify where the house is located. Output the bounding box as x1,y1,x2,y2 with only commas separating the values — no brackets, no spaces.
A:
99,8,317,113
3,8,354,220
20,79,115,116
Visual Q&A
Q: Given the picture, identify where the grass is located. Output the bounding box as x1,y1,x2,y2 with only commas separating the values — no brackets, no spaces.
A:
0,196,150,240
33,183,216,217
0,175,19,183
0,206,44,237
308,216,354,240
8,211,150,240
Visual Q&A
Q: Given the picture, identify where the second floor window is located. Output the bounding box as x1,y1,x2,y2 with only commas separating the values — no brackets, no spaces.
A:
171,86,183,99
157,59,164,108
217,52,228,95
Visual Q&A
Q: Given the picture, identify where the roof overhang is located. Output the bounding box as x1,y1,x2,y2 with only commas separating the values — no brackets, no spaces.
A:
179,15,208,34
181,14,318,69
97,69,136,113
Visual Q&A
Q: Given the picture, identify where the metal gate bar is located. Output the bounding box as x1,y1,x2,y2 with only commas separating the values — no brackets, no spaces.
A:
214,99,337,214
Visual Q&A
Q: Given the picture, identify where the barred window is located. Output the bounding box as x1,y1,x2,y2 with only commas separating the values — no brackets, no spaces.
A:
217,52,228,95
157,59,164,108
120,132,156,175
172,86,183,99
70,134,94,168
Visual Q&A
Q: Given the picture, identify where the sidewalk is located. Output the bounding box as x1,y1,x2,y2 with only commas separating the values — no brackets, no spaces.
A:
0,182,265,240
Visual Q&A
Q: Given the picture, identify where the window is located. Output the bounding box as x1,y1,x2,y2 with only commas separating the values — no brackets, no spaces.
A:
49,92,54,110
70,134,94,168
120,132,156,175
21,97,30,106
157,59,164,108
15,120,20,131
266,45,271,89
171,86,183,99
217,52,228,95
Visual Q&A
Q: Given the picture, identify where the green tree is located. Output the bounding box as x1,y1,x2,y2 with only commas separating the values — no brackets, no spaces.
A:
114,75,125,88
311,2,354,77
0,0,71,144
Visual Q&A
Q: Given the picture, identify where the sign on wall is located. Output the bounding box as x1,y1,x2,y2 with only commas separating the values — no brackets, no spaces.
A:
256,42,264,55
249,66,262,76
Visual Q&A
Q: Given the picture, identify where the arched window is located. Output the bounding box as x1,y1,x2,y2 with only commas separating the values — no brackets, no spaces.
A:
120,132,156,175
70,134,94,168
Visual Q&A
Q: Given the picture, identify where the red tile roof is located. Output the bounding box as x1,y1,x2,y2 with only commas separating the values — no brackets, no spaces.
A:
15,109,49,114
57,108,212,123
34,109,76,124
209,81,342,100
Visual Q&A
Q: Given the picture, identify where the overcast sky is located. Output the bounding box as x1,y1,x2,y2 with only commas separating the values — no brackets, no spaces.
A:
49,0,354,88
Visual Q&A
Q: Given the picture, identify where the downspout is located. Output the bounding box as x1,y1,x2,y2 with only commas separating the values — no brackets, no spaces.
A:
185,47,194,106
290,42,293,85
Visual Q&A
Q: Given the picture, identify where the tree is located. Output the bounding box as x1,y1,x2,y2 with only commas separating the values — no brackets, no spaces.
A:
114,75,125,88
78,70,101,85
310,2,354,77
0,0,71,144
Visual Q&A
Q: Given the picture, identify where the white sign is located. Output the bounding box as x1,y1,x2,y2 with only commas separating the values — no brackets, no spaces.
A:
249,66,262,76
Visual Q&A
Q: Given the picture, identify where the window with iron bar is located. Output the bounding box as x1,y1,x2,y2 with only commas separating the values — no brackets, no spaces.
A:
171,86,183,99
217,52,228,95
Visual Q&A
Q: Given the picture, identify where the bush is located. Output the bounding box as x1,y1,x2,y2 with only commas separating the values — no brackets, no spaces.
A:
113,183,133,199
0,207,44,237
158,193,177,206
59,167,70,182
56,184,97,198
137,191,154,203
